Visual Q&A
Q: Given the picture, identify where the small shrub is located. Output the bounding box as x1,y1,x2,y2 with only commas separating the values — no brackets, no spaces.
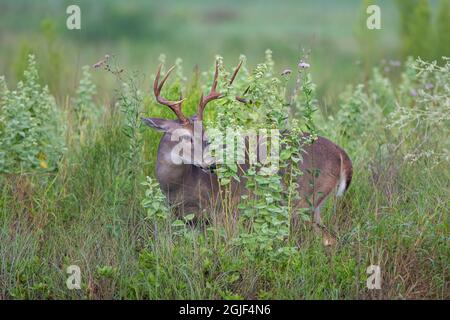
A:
73,65,101,144
141,176,169,220
0,54,65,173
390,57,450,165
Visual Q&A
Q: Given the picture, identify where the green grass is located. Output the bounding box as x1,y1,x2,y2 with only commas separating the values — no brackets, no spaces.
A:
1,72,448,299
0,0,448,300
1,138,447,299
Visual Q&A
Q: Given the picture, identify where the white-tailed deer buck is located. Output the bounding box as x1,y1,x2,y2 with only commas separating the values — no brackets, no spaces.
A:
142,61,352,244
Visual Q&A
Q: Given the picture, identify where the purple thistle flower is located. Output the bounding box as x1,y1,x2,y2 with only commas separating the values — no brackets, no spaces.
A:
298,60,310,69
92,54,111,69
92,60,104,68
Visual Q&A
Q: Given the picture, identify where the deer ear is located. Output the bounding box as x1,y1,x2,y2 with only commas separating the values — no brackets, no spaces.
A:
141,118,183,132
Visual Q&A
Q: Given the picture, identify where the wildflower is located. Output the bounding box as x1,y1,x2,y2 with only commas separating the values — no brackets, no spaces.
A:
281,69,292,76
93,60,105,69
410,89,418,97
92,54,110,69
39,160,48,169
298,60,310,69
37,152,48,169
425,83,434,90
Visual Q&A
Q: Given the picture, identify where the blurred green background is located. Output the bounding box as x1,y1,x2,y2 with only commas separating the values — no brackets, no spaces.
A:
0,0,448,104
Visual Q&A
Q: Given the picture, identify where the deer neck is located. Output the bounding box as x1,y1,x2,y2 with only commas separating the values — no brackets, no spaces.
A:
154,134,189,191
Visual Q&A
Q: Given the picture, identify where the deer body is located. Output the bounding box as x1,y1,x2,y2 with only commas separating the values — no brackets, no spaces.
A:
153,128,352,217
143,61,353,242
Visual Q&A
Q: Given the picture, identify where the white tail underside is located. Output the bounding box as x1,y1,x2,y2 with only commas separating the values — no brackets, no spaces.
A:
336,153,347,197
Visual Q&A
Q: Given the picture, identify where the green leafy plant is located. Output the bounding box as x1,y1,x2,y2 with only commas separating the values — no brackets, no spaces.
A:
0,54,65,173
141,176,169,220
72,65,101,144
389,57,450,165
208,51,317,260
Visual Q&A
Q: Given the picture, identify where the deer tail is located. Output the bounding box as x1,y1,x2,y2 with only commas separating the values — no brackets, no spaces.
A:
336,151,353,197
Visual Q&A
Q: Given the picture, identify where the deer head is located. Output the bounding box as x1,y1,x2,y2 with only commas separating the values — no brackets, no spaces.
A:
142,61,242,173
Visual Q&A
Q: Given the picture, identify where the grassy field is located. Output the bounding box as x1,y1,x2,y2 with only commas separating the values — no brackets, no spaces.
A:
0,0,448,299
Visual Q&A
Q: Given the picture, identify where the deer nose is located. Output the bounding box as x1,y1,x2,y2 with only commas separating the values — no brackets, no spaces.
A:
208,163,217,172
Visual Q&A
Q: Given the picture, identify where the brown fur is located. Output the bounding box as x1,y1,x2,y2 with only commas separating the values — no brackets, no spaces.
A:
154,130,352,230
144,62,352,242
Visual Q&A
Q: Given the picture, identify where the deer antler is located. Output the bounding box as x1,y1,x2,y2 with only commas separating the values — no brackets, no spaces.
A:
236,85,250,104
196,60,243,121
229,60,243,86
231,60,251,104
196,62,221,122
154,64,190,125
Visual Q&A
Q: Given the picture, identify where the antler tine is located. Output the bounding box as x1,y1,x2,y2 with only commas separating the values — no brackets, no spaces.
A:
236,85,250,104
153,64,190,125
211,61,219,92
228,60,248,103
196,59,245,121
229,59,243,85
197,61,222,121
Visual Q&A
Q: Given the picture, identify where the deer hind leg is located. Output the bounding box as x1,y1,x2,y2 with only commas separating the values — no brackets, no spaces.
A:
312,206,323,233
311,192,338,246
295,187,337,246
312,205,336,246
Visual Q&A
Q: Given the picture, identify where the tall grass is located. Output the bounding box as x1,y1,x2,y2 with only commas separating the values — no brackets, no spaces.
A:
0,53,448,300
